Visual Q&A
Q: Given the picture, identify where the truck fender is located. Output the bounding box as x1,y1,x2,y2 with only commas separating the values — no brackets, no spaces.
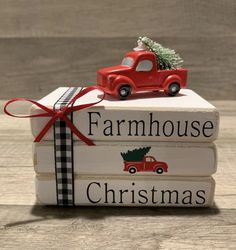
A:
162,74,182,91
113,75,136,94
155,162,168,172
126,164,138,174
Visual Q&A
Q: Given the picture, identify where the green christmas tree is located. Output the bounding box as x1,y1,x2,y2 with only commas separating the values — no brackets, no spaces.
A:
121,147,151,162
137,36,183,70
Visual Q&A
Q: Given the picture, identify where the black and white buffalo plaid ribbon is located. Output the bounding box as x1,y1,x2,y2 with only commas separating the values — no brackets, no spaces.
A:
53,87,81,206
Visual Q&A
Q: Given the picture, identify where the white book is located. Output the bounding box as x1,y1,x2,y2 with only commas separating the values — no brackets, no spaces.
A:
30,87,219,142
35,175,215,207
34,141,217,176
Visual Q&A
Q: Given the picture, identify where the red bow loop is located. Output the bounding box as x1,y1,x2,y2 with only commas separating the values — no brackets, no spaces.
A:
4,86,105,146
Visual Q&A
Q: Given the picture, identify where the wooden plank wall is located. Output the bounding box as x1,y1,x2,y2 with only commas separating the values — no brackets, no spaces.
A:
0,0,235,100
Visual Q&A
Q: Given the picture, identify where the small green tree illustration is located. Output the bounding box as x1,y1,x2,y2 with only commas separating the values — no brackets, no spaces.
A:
137,36,183,70
121,147,151,161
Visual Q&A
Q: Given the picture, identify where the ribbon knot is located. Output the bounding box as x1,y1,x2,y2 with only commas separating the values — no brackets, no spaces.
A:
55,109,66,119
4,86,105,146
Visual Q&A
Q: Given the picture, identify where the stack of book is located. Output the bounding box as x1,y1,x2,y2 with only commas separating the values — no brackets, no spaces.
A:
31,87,219,207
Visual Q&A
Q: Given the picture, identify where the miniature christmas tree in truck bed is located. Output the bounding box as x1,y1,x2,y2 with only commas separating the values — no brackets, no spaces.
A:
121,147,151,162
121,147,168,174
137,36,183,70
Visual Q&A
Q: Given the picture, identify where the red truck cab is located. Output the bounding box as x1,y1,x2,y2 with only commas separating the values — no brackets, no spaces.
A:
97,50,187,99
123,156,168,174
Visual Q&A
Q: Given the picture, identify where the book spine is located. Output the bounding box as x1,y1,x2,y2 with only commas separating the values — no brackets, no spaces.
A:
33,142,217,176
31,107,219,143
35,176,215,207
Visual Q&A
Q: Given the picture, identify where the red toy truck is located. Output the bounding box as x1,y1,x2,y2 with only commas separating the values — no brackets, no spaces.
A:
97,50,187,99
123,156,168,174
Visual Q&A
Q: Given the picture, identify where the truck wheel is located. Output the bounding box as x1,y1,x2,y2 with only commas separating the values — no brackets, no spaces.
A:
119,86,131,100
167,83,180,96
156,167,164,174
128,167,136,174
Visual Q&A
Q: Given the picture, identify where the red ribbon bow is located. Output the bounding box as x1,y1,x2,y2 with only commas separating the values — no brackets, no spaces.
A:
4,86,105,146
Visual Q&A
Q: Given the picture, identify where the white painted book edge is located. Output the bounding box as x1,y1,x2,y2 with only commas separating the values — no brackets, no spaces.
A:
33,141,217,176
35,175,215,207
30,87,219,142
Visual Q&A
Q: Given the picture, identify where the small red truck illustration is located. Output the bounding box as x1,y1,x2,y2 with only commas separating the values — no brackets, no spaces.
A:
97,50,187,99
123,156,168,175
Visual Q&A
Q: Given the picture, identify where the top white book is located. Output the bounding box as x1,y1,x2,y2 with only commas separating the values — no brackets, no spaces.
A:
30,87,219,142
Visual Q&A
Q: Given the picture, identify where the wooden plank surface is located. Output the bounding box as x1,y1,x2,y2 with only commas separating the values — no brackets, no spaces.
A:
0,100,235,249
0,206,235,250
0,0,235,100
0,0,234,38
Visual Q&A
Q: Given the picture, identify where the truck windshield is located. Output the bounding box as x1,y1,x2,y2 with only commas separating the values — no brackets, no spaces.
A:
121,57,134,67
